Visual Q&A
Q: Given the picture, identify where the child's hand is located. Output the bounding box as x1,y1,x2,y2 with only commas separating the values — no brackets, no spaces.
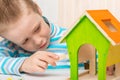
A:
19,51,59,73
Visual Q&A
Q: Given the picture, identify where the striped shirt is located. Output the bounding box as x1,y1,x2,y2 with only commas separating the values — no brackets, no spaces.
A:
0,23,84,76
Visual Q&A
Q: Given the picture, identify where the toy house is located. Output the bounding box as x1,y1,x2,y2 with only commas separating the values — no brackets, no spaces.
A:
59,10,120,80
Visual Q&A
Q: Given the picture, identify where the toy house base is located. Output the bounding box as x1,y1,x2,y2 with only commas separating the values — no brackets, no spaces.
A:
67,72,120,80
78,74,120,80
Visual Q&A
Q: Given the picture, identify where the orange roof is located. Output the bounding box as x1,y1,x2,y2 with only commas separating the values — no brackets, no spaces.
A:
86,10,120,45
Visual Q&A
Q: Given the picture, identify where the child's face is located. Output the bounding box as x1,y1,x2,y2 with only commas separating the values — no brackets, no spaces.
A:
2,12,50,52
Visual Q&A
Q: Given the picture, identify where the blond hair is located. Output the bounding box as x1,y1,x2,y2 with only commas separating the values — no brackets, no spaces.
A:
0,0,39,33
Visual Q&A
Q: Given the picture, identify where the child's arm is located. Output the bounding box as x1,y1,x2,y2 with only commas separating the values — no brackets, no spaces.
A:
0,47,27,75
0,47,59,75
0,39,31,75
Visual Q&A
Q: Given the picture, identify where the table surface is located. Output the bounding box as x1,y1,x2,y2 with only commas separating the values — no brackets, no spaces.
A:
0,69,118,80
0,69,86,80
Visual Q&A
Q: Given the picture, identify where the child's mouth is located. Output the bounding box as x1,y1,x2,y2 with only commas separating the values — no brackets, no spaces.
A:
40,42,47,48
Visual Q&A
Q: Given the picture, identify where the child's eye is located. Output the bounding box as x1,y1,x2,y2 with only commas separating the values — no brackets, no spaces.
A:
34,26,40,33
23,38,29,45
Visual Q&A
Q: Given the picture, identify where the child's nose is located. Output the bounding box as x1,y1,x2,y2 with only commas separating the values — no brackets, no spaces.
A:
34,39,42,46
32,35,42,45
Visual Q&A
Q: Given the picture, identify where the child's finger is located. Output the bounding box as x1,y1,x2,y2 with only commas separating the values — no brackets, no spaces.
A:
47,52,59,60
37,60,48,69
43,56,57,66
57,54,68,61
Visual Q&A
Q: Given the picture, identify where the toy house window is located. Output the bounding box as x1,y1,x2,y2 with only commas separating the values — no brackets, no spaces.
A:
102,20,117,32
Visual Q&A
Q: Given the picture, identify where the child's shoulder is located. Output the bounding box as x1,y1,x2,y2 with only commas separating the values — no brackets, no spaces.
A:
0,39,11,45
50,23,67,37
0,39,17,48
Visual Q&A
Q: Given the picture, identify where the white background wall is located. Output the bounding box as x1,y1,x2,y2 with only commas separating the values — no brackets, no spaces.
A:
34,0,120,27
34,0,59,24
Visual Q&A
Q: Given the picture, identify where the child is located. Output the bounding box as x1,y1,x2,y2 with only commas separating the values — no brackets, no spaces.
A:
0,0,114,76
0,0,68,75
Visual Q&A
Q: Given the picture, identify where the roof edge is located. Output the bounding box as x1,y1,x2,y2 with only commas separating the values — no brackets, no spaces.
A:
58,13,86,43
59,10,117,46
86,10,116,45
